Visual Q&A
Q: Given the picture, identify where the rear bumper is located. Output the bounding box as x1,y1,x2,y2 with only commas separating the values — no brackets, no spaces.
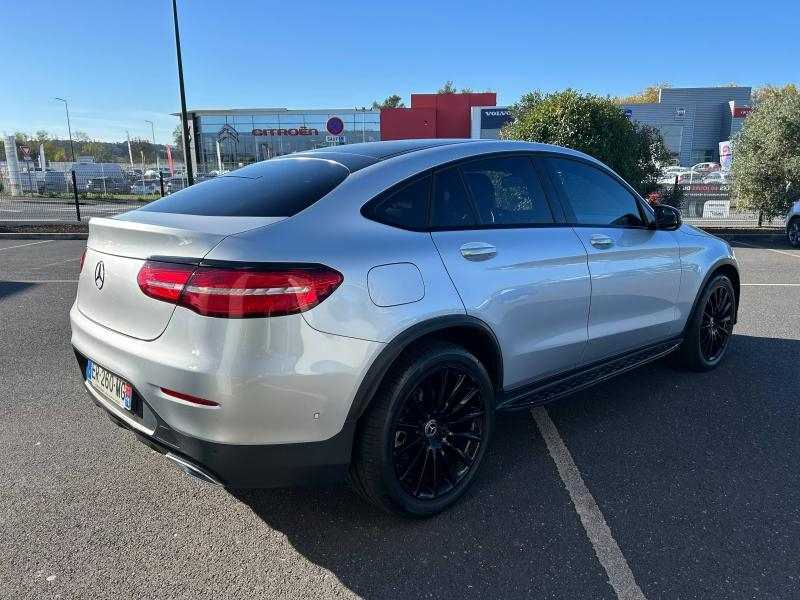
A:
70,302,383,445
77,349,355,487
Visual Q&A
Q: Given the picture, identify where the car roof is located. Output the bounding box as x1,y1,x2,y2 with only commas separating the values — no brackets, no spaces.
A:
241,139,599,178
276,139,481,172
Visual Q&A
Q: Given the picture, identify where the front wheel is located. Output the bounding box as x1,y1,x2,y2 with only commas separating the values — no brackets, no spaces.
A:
677,274,736,371
788,219,800,248
350,342,495,517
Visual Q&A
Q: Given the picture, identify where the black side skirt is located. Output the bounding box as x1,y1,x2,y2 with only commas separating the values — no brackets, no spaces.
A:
497,338,682,411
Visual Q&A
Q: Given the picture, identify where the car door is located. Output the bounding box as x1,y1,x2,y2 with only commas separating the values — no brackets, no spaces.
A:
543,156,682,363
430,155,591,389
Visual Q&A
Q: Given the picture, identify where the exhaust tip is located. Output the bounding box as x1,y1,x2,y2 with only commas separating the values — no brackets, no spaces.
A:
165,452,221,486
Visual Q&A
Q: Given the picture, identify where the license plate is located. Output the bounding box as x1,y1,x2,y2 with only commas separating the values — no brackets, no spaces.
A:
86,360,133,411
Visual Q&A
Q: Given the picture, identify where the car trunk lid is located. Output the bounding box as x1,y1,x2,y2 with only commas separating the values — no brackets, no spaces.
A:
77,213,284,340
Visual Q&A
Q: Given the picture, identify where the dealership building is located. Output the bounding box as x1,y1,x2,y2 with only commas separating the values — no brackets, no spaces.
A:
618,86,753,166
180,86,751,172
180,93,512,172
180,108,381,172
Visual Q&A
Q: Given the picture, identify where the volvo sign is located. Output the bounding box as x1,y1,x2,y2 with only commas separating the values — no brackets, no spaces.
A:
471,106,514,139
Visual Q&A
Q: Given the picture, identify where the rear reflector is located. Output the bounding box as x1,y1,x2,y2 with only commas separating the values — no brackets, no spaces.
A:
160,387,219,407
79,248,87,273
136,260,343,318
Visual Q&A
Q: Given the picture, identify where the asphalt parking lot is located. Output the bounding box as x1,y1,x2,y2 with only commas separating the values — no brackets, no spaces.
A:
1,236,798,599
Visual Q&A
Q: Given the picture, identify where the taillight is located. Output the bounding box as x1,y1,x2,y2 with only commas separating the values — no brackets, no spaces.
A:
137,261,195,303
79,248,87,273
136,260,342,318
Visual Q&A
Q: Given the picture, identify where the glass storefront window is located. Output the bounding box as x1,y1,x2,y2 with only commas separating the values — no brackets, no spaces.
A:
194,110,381,173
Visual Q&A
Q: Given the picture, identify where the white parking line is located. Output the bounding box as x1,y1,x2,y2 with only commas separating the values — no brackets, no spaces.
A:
732,240,800,258
0,280,78,283
741,283,800,286
0,240,52,252
532,407,646,600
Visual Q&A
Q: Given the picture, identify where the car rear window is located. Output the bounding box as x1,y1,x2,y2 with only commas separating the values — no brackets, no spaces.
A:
140,158,349,217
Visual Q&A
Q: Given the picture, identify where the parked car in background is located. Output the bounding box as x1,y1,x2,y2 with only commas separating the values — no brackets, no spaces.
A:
86,177,130,194
659,169,693,185
702,171,732,184
786,199,800,247
42,171,72,193
690,162,721,175
131,180,161,195
661,166,685,177
166,177,186,194
71,139,740,517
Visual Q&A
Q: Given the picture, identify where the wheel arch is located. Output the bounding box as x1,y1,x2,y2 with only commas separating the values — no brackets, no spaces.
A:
684,258,740,335
346,315,503,423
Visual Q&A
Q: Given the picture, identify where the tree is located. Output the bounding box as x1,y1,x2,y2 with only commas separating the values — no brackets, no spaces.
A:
731,89,800,219
129,137,154,164
370,94,405,109
81,140,112,162
171,124,185,161
501,89,668,195
617,82,672,104
752,83,799,102
437,80,457,94
73,130,90,143
460,87,474,94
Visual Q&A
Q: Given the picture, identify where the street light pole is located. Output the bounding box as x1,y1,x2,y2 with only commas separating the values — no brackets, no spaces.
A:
172,0,194,185
145,119,160,172
55,97,76,162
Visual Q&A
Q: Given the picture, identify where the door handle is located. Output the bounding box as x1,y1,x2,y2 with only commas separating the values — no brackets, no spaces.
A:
589,234,614,249
460,242,497,261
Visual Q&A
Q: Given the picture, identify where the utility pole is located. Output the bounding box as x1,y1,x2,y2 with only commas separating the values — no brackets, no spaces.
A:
55,97,76,162
172,0,194,185
145,119,160,172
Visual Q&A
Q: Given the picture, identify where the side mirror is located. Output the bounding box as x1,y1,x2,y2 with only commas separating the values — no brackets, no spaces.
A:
654,204,682,231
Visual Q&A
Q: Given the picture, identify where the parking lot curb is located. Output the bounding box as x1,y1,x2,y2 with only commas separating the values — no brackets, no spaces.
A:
711,232,787,244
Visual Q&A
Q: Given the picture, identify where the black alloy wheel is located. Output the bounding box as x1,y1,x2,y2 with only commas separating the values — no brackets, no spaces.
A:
699,285,734,362
392,367,485,500
788,220,800,247
676,274,736,371
350,341,495,517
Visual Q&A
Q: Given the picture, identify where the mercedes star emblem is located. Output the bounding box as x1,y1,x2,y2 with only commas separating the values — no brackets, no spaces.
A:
94,261,105,290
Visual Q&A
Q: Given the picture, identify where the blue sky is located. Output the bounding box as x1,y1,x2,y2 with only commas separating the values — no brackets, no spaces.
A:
1,0,797,143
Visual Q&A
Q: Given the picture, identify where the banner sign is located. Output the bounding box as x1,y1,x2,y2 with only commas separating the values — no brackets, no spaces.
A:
719,141,733,170
166,145,174,176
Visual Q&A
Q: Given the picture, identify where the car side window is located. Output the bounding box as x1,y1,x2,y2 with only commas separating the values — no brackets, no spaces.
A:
460,156,553,226
362,176,430,230
546,157,645,227
431,168,476,228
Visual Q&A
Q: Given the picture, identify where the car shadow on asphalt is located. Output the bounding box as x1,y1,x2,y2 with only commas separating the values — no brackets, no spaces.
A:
230,334,798,599
231,410,613,599
0,281,36,300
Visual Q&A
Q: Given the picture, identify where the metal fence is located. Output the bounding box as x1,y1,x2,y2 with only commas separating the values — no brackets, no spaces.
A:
651,181,785,228
0,162,788,228
0,164,202,222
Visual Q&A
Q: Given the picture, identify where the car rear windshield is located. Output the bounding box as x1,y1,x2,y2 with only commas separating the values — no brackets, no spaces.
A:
140,158,349,217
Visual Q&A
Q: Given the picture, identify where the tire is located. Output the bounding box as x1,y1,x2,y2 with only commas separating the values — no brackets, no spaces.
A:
788,218,800,248
350,341,495,517
676,274,736,371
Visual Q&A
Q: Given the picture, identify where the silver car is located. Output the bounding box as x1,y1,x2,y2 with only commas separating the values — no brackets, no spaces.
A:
70,140,739,516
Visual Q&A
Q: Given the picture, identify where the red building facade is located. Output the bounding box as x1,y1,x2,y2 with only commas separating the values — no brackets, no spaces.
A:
380,92,497,140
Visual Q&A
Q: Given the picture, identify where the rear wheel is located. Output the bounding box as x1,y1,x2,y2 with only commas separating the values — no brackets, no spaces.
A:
677,274,736,371
350,342,494,517
788,218,800,248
